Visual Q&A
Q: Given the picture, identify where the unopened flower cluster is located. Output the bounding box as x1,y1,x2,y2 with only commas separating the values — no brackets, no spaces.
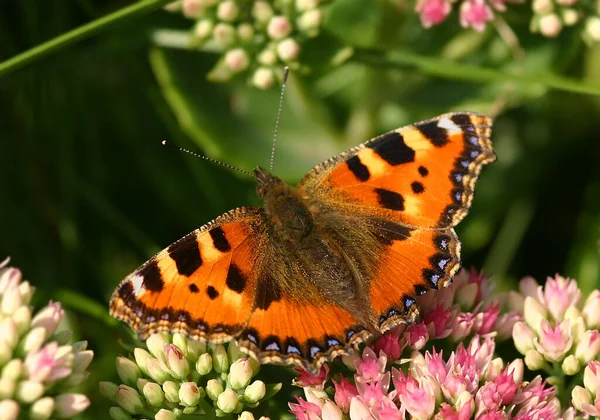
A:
290,268,600,419
0,260,93,420
165,0,329,88
407,0,600,42
101,333,280,419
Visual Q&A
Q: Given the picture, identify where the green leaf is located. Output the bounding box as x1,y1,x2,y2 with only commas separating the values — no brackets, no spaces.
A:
150,48,345,181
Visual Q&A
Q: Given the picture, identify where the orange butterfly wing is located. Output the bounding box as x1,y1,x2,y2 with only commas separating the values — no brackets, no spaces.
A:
298,112,494,329
300,112,495,229
110,208,263,343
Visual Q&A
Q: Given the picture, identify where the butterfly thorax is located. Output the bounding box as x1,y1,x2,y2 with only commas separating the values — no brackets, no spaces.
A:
254,166,314,242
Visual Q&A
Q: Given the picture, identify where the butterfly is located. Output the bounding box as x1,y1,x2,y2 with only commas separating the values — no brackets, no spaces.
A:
110,112,495,373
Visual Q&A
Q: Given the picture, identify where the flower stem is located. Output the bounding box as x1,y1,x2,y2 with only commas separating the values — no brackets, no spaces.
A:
0,0,172,79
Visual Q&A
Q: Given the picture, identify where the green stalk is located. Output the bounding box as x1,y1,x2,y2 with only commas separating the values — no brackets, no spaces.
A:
0,0,172,79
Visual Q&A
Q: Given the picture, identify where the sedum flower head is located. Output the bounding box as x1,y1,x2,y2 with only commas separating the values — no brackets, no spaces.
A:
0,260,93,420
162,0,332,88
289,268,600,419
102,333,281,418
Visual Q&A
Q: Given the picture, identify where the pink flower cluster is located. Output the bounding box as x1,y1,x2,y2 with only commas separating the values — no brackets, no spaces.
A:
414,0,521,32
288,269,600,419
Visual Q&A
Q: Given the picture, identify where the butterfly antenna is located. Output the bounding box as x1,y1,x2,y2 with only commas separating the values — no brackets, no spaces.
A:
162,141,255,178
269,66,290,173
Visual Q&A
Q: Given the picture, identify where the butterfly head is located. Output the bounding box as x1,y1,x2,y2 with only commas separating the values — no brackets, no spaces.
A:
253,166,284,199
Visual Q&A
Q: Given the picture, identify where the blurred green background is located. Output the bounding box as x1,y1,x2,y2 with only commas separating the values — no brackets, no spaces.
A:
1,0,599,416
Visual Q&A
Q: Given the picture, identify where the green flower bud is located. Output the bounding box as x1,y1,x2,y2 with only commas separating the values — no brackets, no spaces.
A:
217,388,239,413
0,377,15,399
72,350,94,373
99,381,119,402
162,380,180,403
238,411,255,420
0,399,19,420
19,326,46,355
252,1,273,23
213,23,236,48
155,409,177,420
244,380,266,403
116,356,141,386
213,344,229,373
524,349,545,371
109,406,132,420
16,380,44,403
62,371,89,388
194,19,214,39
179,381,201,406
2,359,23,381
229,358,253,390
196,353,213,375
237,23,254,42
29,396,55,420
115,385,144,414
0,341,11,366
133,348,152,376
0,318,18,349
11,306,32,335
136,378,149,395
206,378,224,401
146,357,171,384
562,354,581,375
2,281,22,314
217,0,239,21
143,382,165,407
146,333,169,359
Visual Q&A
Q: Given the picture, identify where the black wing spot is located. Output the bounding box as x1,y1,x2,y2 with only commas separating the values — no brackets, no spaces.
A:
346,155,370,182
142,260,164,292
168,234,202,276
417,121,449,147
255,273,281,310
372,219,412,245
210,227,231,252
375,188,405,211
189,283,199,293
418,166,429,177
411,181,425,194
206,285,219,299
368,132,415,166
226,264,246,293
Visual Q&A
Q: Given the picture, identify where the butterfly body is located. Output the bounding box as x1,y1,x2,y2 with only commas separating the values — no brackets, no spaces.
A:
110,112,495,372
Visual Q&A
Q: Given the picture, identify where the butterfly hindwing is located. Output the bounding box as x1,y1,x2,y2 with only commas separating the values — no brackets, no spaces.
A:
109,207,264,343
299,112,495,229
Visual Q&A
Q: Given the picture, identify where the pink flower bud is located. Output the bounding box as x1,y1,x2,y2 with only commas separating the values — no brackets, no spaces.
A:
571,385,592,412
224,48,250,72
54,393,91,417
583,290,600,328
523,296,547,333
277,38,300,62
179,382,201,406
163,344,189,379
540,275,580,322
267,16,292,40
405,322,429,350
333,375,357,412
460,0,494,31
576,330,600,363
539,14,563,38
512,321,536,355
31,301,63,339
583,361,600,395
182,0,205,18
322,399,343,420
349,397,371,419
415,0,451,28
